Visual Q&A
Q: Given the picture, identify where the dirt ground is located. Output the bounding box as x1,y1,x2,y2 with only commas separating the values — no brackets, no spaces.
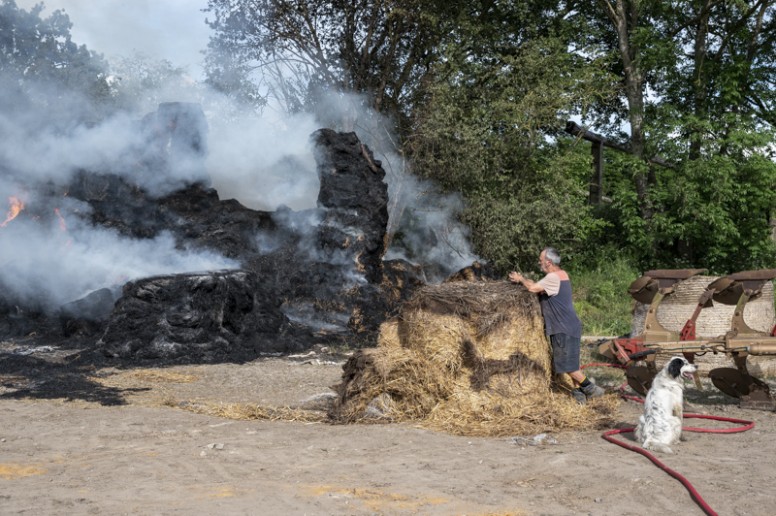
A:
1,344,776,516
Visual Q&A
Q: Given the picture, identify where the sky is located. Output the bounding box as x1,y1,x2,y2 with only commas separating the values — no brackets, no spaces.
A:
17,0,212,76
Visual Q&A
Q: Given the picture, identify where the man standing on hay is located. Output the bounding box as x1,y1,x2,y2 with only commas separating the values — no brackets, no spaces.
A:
509,247,605,404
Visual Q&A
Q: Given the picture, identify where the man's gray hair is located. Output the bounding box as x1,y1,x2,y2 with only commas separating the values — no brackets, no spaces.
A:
543,247,561,265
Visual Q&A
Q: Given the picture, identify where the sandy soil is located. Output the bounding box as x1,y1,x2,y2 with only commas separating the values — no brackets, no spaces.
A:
1,346,776,516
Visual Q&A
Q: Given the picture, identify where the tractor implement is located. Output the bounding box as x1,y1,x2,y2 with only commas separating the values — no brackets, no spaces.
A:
706,269,776,410
597,268,776,410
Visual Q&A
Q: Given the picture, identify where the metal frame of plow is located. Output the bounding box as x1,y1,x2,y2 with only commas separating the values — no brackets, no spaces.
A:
597,268,776,410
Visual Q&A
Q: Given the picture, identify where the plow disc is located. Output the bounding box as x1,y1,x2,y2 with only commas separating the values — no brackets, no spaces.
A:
709,368,775,411
625,365,655,396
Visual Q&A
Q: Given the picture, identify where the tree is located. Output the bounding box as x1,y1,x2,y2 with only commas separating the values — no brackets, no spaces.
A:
408,2,616,272
203,0,459,134
0,0,112,128
567,0,776,270
109,52,204,113
200,0,776,272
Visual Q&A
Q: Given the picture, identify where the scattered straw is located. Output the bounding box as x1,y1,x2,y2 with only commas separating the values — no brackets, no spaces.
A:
96,369,199,386
179,401,328,423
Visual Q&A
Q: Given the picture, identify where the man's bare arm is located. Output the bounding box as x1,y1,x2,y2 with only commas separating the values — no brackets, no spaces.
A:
508,272,545,293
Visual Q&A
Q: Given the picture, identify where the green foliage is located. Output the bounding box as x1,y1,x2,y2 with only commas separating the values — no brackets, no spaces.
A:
0,0,113,127
592,119,776,272
459,145,609,274
201,0,776,280
409,26,618,274
568,253,639,337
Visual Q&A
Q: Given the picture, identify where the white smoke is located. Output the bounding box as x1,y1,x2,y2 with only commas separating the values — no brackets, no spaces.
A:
3,108,139,186
204,108,320,211
0,72,242,312
311,90,480,279
2,0,481,318
0,195,238,311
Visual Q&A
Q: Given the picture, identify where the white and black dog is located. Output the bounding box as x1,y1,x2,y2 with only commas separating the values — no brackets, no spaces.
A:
635,356,698,454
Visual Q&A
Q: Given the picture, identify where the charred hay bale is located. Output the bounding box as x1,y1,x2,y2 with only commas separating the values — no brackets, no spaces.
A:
443,261,498,283
380,259,425,307
97,270,293,362
331,281,618,436
312,129,388,283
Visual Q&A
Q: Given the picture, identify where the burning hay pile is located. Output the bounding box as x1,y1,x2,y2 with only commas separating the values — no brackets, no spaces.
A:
330,281,618,436
0,117,428,361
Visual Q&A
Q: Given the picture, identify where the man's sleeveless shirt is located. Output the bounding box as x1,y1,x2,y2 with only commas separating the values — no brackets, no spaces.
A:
537,271,582,337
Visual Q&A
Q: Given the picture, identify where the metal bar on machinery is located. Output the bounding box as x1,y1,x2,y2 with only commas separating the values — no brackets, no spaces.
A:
706,269,776,410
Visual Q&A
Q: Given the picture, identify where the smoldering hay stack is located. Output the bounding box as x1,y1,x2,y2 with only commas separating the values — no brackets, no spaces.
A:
330,280,618,437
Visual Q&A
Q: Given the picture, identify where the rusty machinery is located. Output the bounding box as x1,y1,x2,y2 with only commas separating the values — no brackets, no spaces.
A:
597,268,776,410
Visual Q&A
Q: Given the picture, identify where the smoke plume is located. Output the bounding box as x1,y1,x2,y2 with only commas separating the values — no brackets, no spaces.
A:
2,1,480,316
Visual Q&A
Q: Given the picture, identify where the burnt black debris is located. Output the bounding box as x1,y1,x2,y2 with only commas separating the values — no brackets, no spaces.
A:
96,270,292,361
314,128,388,284
0,107,435,367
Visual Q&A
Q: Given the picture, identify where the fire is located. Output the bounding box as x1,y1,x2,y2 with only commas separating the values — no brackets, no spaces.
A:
0,196,24,227
0,195,72,247
54,208,67,232
53,207,73,249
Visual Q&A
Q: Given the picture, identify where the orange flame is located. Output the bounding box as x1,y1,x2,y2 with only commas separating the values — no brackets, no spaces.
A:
1,196,24,227
54,208,67,232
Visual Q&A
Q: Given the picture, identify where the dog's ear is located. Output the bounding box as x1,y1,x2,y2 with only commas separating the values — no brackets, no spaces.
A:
667,357,685,378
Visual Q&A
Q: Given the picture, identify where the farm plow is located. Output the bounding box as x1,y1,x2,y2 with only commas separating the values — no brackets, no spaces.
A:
596,268,776,410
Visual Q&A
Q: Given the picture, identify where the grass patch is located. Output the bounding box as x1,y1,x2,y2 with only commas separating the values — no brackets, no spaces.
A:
570,255,638,337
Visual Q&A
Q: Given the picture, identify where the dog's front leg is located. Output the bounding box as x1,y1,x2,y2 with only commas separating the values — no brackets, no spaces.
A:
669,416,683,445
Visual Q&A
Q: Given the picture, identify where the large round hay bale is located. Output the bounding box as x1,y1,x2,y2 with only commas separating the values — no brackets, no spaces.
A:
331,281,618,436
397,281,550,388
397,310,469,373
376,319,401,349
631,276,776,374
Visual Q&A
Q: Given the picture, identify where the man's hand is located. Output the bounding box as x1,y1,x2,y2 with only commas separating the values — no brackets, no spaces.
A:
510,271,544,293
508,271,523,284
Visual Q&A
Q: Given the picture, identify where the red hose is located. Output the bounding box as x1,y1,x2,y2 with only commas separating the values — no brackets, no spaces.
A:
680,413,755,434
583,362,755,515
602,414,754,516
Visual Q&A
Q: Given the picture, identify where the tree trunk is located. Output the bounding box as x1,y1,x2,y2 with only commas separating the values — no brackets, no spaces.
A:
600,0,651,220
771,212,776,244
689,1,713,161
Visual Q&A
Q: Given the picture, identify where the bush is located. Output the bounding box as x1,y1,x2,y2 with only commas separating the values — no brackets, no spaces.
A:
569,252,638,337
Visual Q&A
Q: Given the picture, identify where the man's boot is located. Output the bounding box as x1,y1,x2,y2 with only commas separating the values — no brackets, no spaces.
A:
580,380,605,399
571,389,587,404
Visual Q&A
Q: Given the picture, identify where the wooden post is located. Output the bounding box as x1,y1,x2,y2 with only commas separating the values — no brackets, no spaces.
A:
565,120,674,205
